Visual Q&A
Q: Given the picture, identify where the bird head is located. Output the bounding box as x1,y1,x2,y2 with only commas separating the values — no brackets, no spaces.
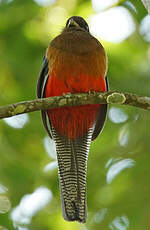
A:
65,16,89,32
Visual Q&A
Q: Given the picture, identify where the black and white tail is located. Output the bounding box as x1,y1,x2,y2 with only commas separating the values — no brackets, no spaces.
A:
51,126,93,223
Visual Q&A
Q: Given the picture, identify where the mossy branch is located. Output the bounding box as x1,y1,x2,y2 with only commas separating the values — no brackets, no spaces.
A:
0,91,150,119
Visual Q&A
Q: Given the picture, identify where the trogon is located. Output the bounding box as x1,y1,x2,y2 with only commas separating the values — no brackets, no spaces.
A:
37,16,108,223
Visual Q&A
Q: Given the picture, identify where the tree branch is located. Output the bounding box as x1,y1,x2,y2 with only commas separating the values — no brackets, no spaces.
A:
0,91,150,119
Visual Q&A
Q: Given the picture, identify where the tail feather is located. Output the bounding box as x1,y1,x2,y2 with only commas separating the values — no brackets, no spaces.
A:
51,126,93,223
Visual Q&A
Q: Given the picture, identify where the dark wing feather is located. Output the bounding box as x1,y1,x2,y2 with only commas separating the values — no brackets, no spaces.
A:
36,56,52,138
92,77,109,141
37,55,48,98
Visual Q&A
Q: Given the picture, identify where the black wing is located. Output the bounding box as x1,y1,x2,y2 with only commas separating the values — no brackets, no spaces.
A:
92,77,109,141
37,55,48,98
37,56,52,138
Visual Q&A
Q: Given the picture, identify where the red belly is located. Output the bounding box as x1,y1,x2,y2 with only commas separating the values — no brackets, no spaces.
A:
45,74,107,139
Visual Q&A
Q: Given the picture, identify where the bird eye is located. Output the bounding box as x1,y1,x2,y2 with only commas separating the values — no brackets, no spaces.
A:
67,20,72,27
85,25,89,32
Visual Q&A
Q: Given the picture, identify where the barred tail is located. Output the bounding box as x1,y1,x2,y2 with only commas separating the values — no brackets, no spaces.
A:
51,126,93,223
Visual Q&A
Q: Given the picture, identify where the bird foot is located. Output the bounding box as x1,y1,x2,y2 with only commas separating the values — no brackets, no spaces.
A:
62,92,72,97
88,90,96,95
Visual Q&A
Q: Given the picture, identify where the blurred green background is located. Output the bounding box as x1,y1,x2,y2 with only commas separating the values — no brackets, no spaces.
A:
0,0,150,229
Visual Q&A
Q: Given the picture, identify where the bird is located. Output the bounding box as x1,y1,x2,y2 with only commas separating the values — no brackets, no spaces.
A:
37,16,108,223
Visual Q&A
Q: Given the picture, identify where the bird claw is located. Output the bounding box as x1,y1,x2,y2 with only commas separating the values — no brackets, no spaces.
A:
62,92,72,97
88,90,96,95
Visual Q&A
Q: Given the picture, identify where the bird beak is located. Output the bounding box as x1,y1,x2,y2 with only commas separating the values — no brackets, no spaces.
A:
67,18,80,28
